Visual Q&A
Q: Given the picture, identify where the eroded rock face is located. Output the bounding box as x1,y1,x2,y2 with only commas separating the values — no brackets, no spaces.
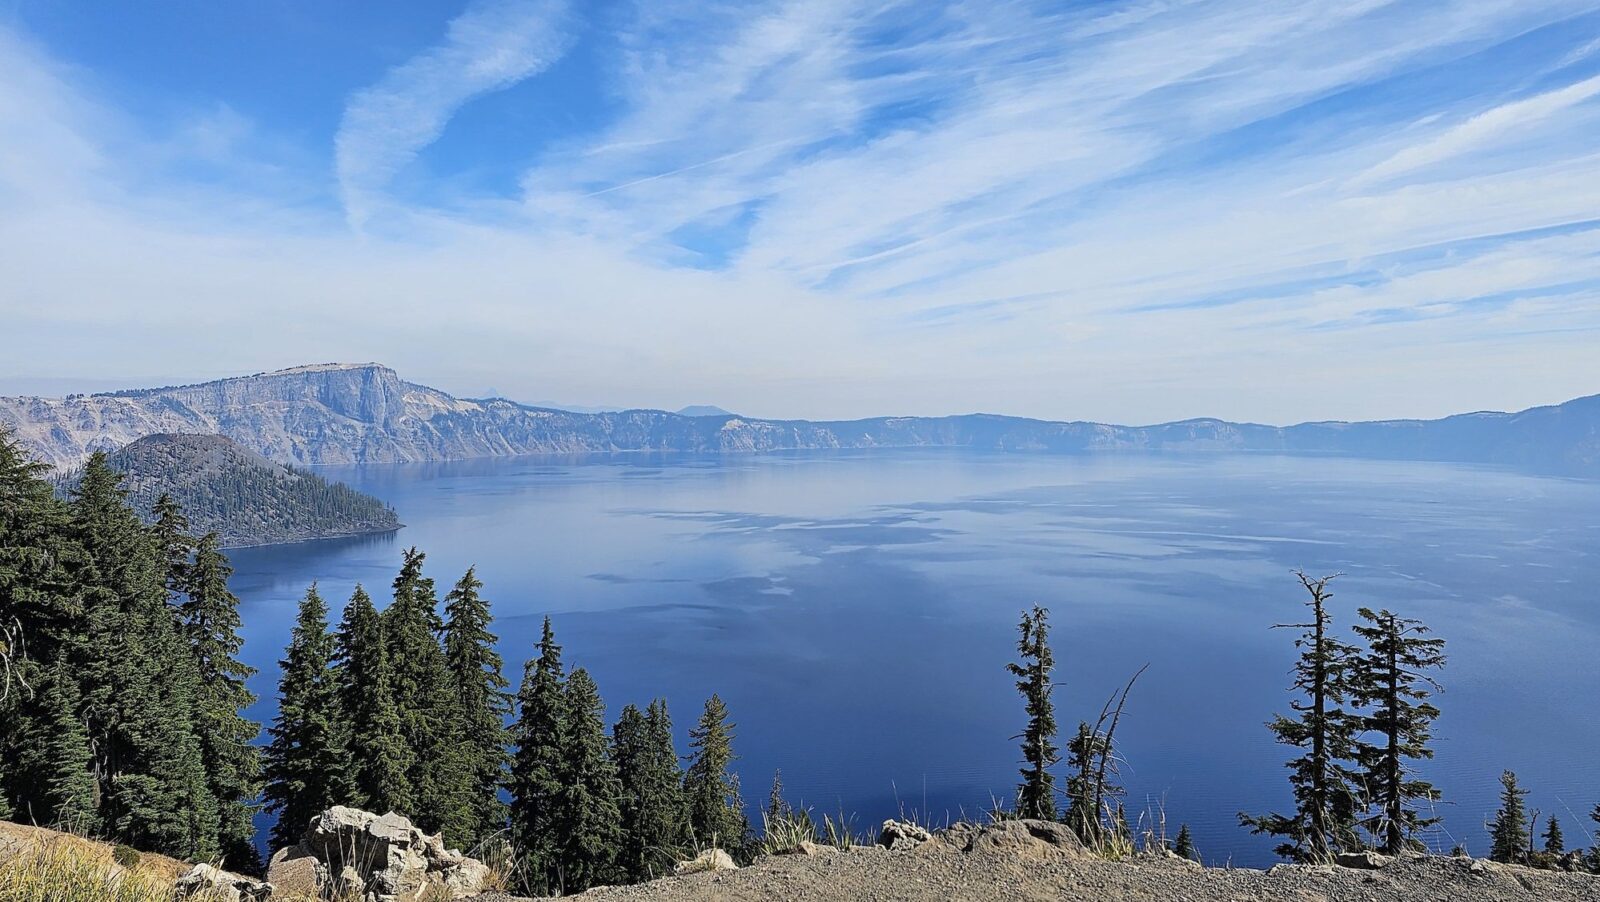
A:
265,807,490,902
172,862,271,901
877,820,933,851
934,819,1088,860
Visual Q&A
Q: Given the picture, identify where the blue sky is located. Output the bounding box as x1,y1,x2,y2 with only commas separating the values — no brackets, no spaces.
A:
2,0,1599,423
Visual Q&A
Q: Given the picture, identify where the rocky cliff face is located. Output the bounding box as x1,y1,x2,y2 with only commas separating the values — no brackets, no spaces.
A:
2,363,1597,475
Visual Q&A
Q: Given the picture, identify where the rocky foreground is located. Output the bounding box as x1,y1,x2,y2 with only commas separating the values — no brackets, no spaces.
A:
489,820,1600,902
8,810,1598,901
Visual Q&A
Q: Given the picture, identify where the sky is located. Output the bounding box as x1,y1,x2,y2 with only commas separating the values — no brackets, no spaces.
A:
2,0,1599,424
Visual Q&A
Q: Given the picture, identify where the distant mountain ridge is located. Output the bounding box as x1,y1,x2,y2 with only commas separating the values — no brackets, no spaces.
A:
2,363,1597,476
58,433,401,547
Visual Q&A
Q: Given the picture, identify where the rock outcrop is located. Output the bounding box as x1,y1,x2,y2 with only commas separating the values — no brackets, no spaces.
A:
875,820,932,851
266,807,490,902
4,362,1598,475
672,848,738,875
172,862,272,901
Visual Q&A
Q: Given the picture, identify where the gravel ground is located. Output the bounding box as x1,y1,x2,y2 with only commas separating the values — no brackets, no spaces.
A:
473,846,1600,902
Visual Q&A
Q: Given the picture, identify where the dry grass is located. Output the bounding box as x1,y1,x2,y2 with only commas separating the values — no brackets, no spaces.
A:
0,833,200,902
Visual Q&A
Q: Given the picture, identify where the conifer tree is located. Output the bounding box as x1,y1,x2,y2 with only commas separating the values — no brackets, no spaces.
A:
766,769,788,826
336,585,413,815
384,548,472,841
1544,814,1564,854
683,694,749,858
1173,823,1197,861
40,657,97,831
1006,605,1058,821
181,532,262,869
1241,573,1362,862
613,699,688,881
1588,804,1600,872
510,617,568,893
1349,608,1446,854
554,668,623,892
149,493,192,603
265,584,350,850
442,567,511,846
1489,770,1530,863
70,453,219,859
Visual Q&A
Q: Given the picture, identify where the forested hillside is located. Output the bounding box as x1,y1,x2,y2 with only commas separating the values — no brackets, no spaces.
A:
59,433,399,547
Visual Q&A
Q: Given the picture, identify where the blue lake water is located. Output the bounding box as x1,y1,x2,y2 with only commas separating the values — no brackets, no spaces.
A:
227,449,1600,865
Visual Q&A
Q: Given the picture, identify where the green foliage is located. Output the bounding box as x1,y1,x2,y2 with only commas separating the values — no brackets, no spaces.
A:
554,668,623,892
1543,814,1564,854
509,617,568,894
442,567,511,847
759,769,817,855
86,434,400,548
1489,770,1530,863
264,584,351,850
683,694,750,860
1006,605,1058,821
383,548,473,844
1349,608,1445,854
1241,573,1362,862
1173,823,1197,861
336,585,414,815
613,699,688,881
40,658,97,832
110,845,141,869
180,532,262,870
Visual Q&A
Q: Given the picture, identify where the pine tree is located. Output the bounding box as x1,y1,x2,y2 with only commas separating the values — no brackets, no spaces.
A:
1588,804,1600,872
442,567,511,846
1064,720,1108,840
1489,770,1530,863
181,532,262,870
613,699,687,881
766,769,788,826
554,668,622,892
1349,608,1446,854
336,585,413,815
510,617,568,893
70,453,219,859
1544,814,1564,854
683,694,749,859
1173,823,1197,861
1241,573,1362,862
39,657,97,831
1006,605,1058,821
265,584,351,850
384,548,472,842
149,493,192,604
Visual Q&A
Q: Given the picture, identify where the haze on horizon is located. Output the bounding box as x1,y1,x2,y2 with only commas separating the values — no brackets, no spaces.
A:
2,1,1599,425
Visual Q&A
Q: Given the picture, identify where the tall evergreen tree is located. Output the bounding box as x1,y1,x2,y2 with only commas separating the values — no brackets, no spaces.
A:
70,453,219,860
1543,814,1564,854
442,567,511,847
553,668,622,892
336,585,413,815
1006,605,1059,821
1489,770,1530,863
264,584,350,850
39,656,97,831
1348,608,1446,854
510,617,568,893
683,694,749,858
613,699,687,881
1241,573,1362,862
149,493,192,604
384,548,472,842
181,532,262,869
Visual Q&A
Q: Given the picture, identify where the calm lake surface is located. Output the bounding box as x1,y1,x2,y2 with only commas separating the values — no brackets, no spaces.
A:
228,450,1600,865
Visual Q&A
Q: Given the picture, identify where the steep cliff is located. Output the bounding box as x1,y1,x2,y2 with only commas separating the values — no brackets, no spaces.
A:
2,363,1597,475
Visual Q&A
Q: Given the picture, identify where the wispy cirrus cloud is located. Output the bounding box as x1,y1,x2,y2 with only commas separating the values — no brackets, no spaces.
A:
2,1,1600,423
335,0,571,229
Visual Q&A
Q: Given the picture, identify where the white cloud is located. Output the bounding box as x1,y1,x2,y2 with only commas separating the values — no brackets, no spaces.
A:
335,0,571,229
3,2,1600,424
